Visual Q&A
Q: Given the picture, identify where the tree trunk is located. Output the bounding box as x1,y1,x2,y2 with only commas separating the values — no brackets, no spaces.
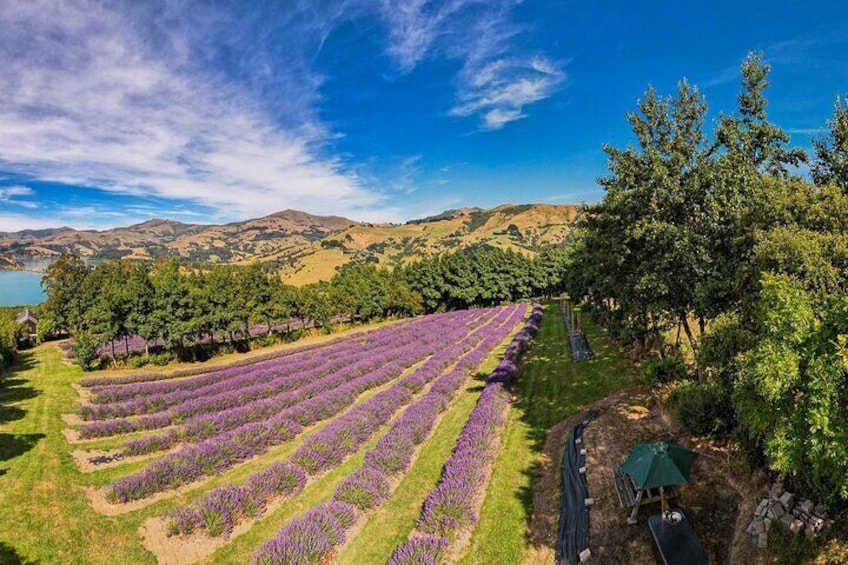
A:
681,315,698,353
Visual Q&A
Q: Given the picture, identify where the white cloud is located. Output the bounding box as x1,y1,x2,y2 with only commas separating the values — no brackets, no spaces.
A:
452,62,565,129
0,185,35,201
378,0,471,71
376,1,565,130
0,1,389,223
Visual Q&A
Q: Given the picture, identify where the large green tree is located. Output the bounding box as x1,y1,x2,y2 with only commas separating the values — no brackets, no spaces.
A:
812,96,848,191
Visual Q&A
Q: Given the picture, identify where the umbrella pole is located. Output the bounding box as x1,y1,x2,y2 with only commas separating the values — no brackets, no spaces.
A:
660,486,667,518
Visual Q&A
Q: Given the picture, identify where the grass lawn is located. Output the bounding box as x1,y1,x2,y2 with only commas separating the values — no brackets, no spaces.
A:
0,346,157,564
461,302,636,564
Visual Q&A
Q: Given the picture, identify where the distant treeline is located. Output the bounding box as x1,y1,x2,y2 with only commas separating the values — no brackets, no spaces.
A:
567,52,848,502
38,244,569,370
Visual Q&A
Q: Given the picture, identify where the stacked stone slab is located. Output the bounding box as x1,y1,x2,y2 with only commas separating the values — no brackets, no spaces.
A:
745,477,832,548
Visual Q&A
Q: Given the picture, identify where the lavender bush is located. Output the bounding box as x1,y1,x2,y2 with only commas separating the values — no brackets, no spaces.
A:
249,304,531,564
387,303,543,562
387,535,449,565
108,308,500,502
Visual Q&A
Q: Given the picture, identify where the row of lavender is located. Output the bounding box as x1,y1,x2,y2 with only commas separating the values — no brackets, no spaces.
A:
78,314,450,431
250,303,542,565
81,316,421,410
76,320,380,389
387,303,543,565
108,311,484,454
106,308,502,503
164,303,526,541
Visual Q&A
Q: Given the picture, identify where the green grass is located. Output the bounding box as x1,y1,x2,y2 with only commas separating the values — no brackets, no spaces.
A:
461,302,636,564
0,346,157,564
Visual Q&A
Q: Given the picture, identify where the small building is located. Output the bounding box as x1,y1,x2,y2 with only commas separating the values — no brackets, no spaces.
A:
16,308,38,339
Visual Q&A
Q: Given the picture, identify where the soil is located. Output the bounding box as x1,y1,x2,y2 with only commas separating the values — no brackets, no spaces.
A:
70,382,91,403
528,387,762,565
139,495,290,565
61,427,82,443
71,447,178,473
61,413,83,426
84,475,210,516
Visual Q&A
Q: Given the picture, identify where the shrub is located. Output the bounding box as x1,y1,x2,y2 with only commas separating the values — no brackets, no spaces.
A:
72,331,102,371
252,334,276,348
128,354,149,368
388,535,449,565
640,352,687,385
333,468,389,510
0,318,17,370
149,352,175,366
697,312,754,386
669,380,735,436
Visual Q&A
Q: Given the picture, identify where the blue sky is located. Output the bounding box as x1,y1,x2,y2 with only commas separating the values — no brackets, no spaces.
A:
0,0,847,231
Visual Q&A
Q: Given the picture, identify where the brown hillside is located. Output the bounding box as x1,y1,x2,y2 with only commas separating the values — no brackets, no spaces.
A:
0,204,578,280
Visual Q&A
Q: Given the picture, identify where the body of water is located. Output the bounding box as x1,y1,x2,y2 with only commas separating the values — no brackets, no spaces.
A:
0,264,47,306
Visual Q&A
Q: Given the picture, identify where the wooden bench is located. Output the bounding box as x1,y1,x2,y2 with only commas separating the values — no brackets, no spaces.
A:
613,467,678,508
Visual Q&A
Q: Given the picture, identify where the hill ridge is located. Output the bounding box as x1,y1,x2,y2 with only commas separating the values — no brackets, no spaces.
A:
0,203,579,283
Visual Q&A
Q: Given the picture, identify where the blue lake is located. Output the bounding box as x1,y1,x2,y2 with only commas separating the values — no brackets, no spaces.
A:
0,269,46,306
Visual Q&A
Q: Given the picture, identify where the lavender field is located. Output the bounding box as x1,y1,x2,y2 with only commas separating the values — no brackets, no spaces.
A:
59,303,542,564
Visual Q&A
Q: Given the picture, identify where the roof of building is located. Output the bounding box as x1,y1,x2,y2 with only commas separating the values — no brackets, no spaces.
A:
16,308,38,325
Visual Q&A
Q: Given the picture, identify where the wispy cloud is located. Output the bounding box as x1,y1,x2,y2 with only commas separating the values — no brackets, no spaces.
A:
376,0,565,129
452,56,565,129
0,185,39,209
786,127,823,136
0,185,34,201
0,1,386,224
378,0,470,71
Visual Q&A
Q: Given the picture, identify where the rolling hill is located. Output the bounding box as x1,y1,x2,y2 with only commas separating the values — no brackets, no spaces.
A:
0,203,579,283
0,210,358,264
271,204,579,284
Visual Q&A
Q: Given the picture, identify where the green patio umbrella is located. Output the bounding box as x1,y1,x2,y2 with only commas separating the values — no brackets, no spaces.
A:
620,440,699,518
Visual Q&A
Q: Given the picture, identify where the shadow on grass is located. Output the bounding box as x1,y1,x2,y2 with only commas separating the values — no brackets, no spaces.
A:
0,542,38,564
0,433,45,463
0,351,39,423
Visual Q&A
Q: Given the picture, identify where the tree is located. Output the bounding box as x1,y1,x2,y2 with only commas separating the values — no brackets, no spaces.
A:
148,259,195,354
41,253,89,333
272,283,299,332
0,318,18,369
734,274,848,501
573,80,714,351
716,52,807,178
237,262,272,335
298,284,333,329
812,96,848,191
